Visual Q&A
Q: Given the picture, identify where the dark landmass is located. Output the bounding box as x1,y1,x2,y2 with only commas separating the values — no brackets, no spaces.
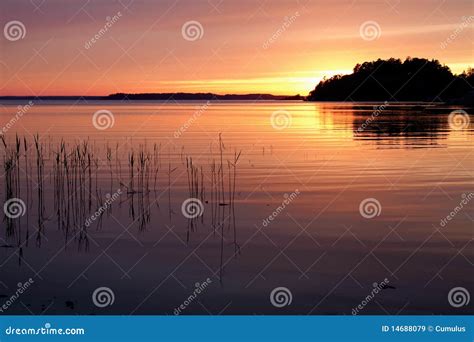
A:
0,93,303,101
107,92,303,100
307,57,473,105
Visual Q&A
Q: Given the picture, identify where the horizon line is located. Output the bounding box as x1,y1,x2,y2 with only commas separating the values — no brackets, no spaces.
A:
0,92,301,98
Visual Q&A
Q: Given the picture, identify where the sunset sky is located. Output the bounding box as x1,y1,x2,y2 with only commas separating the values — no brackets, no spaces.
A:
1,0,473,96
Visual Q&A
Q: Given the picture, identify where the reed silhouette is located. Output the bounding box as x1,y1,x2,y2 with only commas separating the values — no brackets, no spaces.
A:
1,134,242,277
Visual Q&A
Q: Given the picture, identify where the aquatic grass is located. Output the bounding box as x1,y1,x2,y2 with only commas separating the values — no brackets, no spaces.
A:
0,134,241,257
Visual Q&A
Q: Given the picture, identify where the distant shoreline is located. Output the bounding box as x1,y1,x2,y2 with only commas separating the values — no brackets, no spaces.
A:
0,98,467,107
0,93,303,101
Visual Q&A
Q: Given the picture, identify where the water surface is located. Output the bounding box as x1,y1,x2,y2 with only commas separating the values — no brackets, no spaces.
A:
0,101,472,315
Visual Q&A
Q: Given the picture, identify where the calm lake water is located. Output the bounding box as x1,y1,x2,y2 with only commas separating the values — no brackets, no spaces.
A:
0,100,472,315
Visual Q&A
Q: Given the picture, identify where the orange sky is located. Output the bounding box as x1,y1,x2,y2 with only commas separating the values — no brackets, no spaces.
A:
1,0,473,96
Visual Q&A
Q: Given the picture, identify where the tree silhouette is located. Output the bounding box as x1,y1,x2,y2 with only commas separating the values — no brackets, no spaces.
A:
307,57,473,102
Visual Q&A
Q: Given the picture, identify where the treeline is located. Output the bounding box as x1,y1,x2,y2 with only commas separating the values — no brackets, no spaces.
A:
107,93,302,101
307,57,473,102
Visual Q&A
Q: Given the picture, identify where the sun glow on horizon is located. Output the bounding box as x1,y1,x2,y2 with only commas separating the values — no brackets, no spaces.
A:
148,69,353,96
